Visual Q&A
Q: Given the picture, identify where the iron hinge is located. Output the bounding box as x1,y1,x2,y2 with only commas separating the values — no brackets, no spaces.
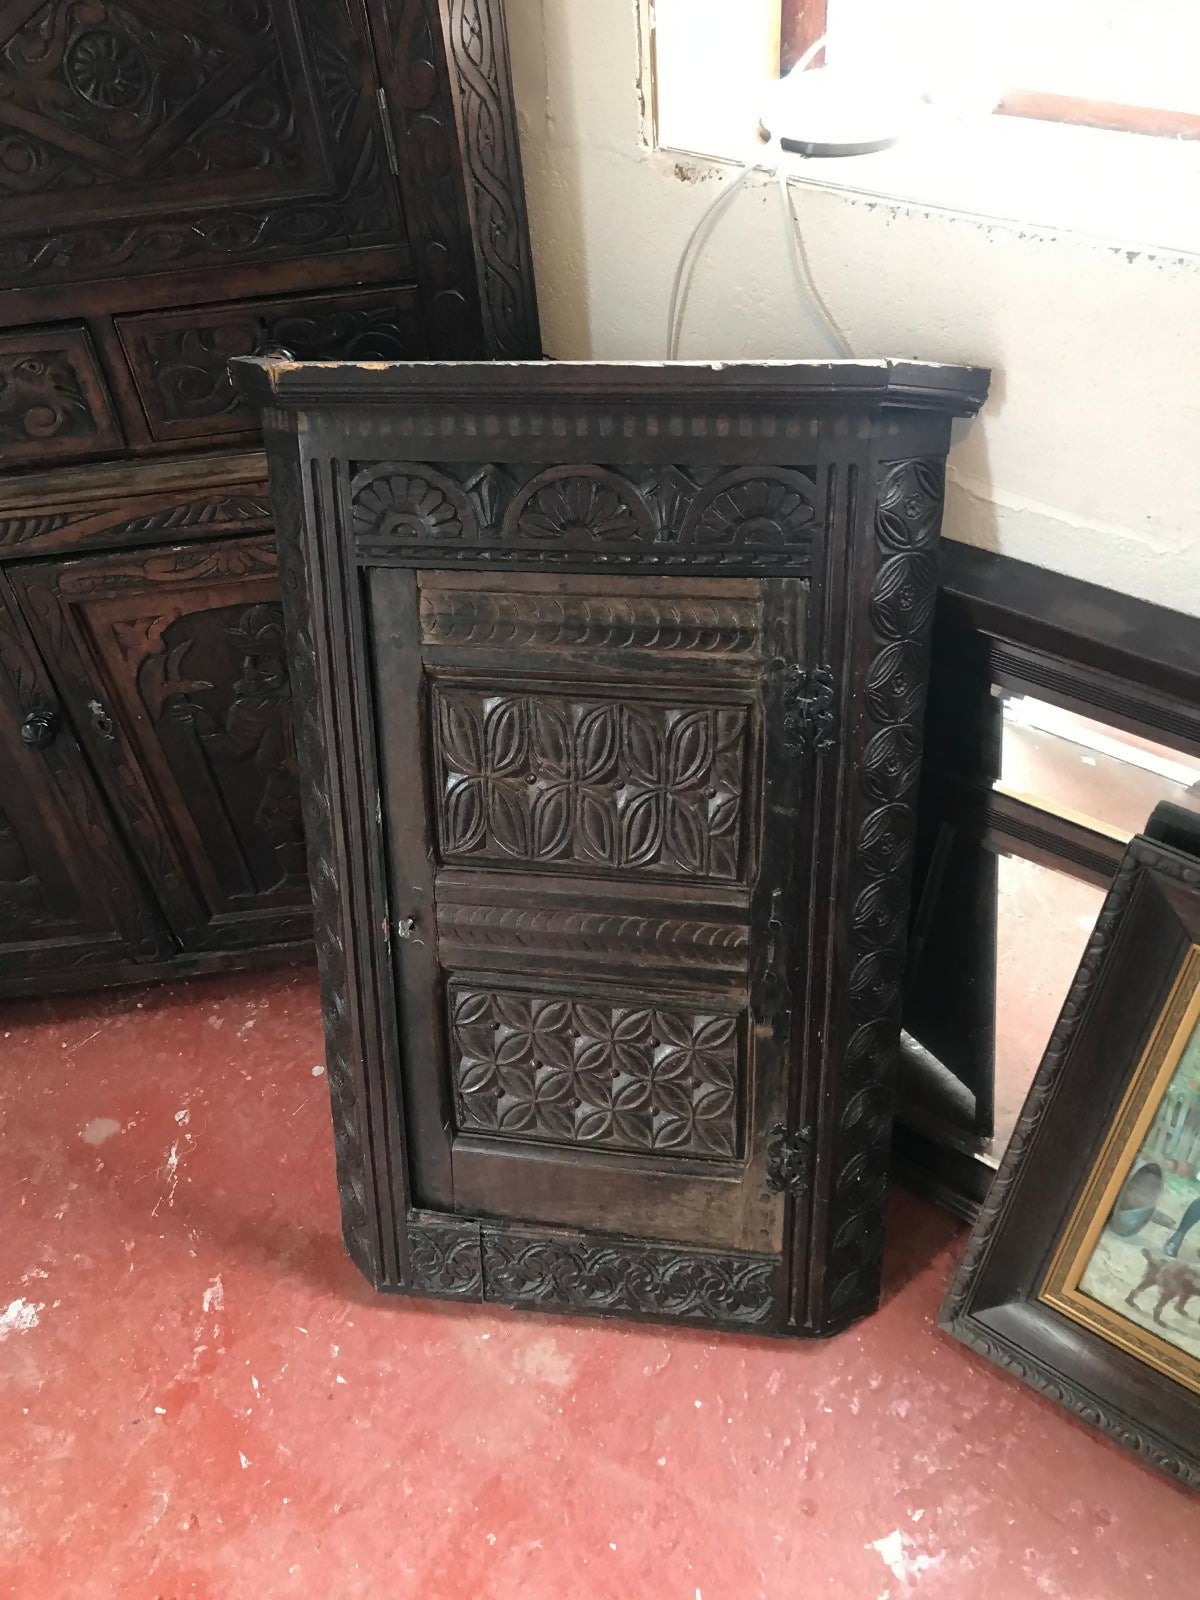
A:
766,1121,815,1195
781,663,837,755
376,86,401,178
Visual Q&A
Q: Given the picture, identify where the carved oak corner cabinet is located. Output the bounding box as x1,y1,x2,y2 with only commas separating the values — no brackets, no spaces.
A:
231,355,990,1337
0,1,538,995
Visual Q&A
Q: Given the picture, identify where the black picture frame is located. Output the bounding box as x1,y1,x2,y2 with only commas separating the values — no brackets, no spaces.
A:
940,825,1200,1490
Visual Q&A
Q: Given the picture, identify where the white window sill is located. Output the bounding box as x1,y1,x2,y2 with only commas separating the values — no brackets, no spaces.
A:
658,110,1200,258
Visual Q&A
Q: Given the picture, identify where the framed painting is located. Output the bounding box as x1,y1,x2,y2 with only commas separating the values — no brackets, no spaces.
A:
941,817,1200,1489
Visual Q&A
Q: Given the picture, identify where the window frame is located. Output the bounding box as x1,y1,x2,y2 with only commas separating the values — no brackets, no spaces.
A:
779,0,1200,139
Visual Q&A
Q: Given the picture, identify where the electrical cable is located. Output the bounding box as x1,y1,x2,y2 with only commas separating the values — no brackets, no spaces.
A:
778,170,854,357
666,160,757,360
665,31,853,361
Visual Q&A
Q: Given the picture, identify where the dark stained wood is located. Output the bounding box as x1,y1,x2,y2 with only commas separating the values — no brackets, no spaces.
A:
897,544,1200,1221
996,91,1200,139
0,570,167,980
0,2,539,995
237,354,988,1337
941,830,1200,1489
0,325,124,468
11,539,312,955
779,0,828,73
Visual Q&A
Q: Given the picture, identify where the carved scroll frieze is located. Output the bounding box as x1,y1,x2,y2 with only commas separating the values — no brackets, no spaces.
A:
351,461,818,570
481,1228,777,1325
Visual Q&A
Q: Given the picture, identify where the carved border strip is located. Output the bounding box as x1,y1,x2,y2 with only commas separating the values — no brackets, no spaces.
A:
408,1213,484,1298
436,902,750,978
351,460,819,574
0,492,273,560
266,442,378,1279
442,0,541,357
823,458,947,1324
941,839,1200,1491
480,1225,779,1327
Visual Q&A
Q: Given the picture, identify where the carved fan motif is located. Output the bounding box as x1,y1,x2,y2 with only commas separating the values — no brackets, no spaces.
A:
684,472,816,547
512,472,651,543
352,469,474,541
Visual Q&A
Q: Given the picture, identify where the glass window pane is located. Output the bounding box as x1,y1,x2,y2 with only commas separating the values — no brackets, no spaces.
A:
993,853,1107,1156
995,691,1200,842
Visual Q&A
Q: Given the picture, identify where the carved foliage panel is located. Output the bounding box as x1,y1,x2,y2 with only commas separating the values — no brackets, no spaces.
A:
0,0,402,286
126,599,308,905
0,327,123,467
352,461,819,571
118,289,430,441
433,687,749,882
450,983,742,1159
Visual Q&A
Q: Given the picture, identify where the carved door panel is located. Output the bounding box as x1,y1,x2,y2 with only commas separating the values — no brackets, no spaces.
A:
0,574,165,981
0,0,405,292
11,539,311,954
371,569,811,1254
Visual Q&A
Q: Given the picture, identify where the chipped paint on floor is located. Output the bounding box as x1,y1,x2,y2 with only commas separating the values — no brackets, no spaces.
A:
0,969,1191,1599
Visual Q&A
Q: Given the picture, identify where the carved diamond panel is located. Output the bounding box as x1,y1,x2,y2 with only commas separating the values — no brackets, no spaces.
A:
0,1,403,286
433,688,750,881
450,984,742,1159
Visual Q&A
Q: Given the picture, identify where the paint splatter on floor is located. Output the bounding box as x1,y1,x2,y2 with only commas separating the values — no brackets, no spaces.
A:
0,968,1191,1599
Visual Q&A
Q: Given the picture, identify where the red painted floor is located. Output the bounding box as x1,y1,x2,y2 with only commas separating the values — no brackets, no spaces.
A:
0,969,1192,1599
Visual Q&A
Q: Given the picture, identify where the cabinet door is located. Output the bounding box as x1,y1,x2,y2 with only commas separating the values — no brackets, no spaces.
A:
371,570,811,1254
0,576,164,982
12,540,311,954
0,1,405,292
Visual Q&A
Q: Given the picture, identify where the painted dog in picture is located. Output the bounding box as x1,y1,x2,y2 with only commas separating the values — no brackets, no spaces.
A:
1126,1249,1200,1327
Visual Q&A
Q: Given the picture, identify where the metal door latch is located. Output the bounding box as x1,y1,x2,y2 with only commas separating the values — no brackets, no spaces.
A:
766,1121,815,1195
781,664,837,755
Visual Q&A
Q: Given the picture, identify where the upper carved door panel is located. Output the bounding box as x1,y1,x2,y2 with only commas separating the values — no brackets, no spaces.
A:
371,567,812,1254
0,0,406,290
10,537,311,953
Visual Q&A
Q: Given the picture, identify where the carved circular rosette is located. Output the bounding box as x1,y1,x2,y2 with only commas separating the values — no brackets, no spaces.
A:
504,466,655,544
350,462,477,542
66,29,151,111
875,458,945,551
678,466,817,548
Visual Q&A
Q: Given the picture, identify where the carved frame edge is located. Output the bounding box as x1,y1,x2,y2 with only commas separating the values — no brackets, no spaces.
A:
938,837,1200,1491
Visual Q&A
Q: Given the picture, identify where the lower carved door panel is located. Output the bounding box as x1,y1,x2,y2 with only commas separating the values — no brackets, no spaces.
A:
11,539,311,955
371,570,811,1254
0,576,164,978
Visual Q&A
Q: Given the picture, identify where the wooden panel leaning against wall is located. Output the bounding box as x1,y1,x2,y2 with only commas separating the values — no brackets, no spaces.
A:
0,0,540,996
895,543,1200,1221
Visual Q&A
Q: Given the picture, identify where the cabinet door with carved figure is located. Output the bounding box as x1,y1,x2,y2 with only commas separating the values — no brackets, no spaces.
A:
0,575,165,983
371,569,812,1255
11,540,310,955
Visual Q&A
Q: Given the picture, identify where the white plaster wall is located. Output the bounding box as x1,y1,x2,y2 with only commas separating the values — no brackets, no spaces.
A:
504,0,1200,616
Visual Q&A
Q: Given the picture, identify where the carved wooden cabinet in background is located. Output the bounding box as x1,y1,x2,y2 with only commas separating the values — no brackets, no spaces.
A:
0,0,538,993
235,357,989,1337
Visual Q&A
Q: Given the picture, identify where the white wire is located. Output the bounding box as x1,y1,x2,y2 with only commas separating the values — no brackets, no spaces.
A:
666,161,757,360
664,31,853,361
778,170,854,358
